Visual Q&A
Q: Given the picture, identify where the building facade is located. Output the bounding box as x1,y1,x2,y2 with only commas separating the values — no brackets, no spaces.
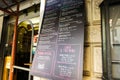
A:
0,0,103,80
84,0,103,80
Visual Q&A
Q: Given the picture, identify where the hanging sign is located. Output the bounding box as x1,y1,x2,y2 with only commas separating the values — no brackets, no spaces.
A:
30,0,85,80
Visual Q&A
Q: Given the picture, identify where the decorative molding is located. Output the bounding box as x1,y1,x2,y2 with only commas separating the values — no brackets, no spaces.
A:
85,0,92,26
93,46,102,73
92,0,103,24
85,25,102,43
90,25,101,43
85,27,91,43
83,46,91,76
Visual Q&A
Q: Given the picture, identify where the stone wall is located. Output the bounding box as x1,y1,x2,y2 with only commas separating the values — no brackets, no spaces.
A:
83,0,103,80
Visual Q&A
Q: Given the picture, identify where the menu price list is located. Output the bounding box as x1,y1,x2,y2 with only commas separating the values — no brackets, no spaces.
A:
31,50,55,78
53,45,80,80
56,45,80,63
54,64,77,80
30,0,84,80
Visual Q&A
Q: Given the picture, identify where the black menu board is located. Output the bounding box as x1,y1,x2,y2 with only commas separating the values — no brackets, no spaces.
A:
30,0,85,80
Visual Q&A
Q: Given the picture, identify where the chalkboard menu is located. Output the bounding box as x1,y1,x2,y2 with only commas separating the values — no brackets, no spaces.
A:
30,0,85,80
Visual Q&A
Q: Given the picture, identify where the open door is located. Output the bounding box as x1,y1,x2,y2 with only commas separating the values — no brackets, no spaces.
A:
13,20,39,80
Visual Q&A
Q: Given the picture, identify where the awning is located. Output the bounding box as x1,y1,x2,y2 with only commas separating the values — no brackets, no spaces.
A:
0,0,26,15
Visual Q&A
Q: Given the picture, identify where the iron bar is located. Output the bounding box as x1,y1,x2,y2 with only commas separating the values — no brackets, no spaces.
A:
0,7,16,15
2,0,15,13
13,66,30,71
9,2,19,80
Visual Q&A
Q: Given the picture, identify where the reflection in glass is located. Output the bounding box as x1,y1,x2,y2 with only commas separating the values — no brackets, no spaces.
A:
112,64,120,79
109,5,120,79
111,45,120,61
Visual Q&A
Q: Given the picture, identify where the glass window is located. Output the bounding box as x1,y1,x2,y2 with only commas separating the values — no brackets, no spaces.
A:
109,5,120,79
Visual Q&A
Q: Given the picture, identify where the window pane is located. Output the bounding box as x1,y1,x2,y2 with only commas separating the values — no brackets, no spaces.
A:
112,45,120,61
112,64,120,79
110,4,120,79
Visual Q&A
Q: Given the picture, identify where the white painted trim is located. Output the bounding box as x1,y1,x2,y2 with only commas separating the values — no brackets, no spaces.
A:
38,0,46,34
13,65,30,71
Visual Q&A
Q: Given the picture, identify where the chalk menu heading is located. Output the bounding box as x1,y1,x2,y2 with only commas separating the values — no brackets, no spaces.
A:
30,0,85,80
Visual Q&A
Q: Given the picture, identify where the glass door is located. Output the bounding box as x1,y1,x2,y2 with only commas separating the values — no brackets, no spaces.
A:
109,4,120,79
13,19,39,80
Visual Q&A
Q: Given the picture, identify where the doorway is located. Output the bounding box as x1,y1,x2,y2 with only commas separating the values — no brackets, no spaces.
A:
13,19,39,80
101,2,120,80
